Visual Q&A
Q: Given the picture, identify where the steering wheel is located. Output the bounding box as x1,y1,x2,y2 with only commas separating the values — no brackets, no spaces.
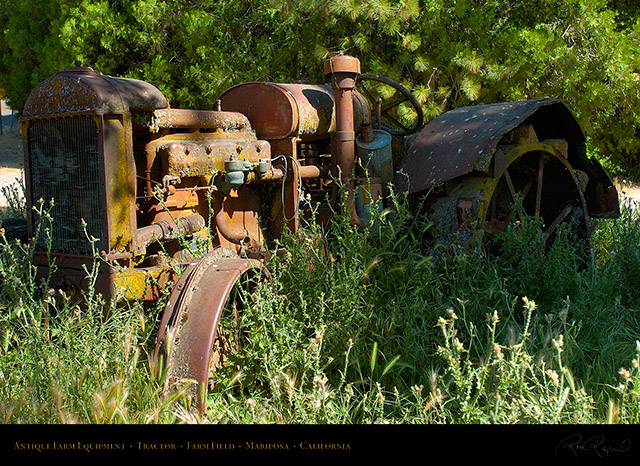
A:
356,73,424,136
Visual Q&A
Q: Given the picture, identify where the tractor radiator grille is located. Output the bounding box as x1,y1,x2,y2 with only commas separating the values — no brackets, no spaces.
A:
27,116,104,255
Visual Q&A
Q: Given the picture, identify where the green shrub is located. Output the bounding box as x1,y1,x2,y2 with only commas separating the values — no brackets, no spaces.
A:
1,1,638,173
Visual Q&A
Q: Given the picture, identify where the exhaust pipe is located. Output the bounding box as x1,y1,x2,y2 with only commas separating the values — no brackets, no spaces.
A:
324,55,366,227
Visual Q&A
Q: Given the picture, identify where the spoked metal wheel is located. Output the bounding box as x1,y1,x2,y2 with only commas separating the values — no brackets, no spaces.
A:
483,140,591,255
426,126,592,255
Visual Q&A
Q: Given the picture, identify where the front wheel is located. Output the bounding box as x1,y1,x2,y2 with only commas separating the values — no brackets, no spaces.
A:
154,251,266,413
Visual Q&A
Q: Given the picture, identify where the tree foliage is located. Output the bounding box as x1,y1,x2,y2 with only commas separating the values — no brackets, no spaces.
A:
1,0,638,174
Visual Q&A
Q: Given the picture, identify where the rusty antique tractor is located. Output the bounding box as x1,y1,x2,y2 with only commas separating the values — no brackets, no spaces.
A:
14,55,619,411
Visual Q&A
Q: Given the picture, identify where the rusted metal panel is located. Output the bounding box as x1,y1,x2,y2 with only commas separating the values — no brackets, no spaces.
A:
101,114,137,254
218,82,370,141
110,265,176,302
134,108,252,133
395,99,562,194
22,67,168,117
394,98,618,218
154,253,265,412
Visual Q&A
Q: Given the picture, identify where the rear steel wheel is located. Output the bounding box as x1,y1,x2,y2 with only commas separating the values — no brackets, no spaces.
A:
484,143,591,254
427,126,592,254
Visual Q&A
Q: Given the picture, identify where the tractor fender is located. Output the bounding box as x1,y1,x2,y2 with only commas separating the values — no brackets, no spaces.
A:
154,250,266,411
394,99,619,218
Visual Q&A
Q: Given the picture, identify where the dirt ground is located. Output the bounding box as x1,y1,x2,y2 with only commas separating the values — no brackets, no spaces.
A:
0,126,638,209
615,179,640,208
0,129,24,208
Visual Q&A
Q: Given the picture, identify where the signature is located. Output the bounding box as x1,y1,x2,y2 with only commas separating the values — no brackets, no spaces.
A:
555,434,632,458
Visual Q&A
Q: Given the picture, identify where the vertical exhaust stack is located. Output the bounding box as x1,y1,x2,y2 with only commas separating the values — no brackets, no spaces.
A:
324,55,365,227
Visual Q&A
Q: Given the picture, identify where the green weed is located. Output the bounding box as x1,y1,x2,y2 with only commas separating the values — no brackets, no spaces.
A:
0,188,639,424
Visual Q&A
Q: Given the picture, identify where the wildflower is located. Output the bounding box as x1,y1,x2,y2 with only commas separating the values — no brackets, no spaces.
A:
431,388,443,405
314,375,328,386
507,324,517,346
447,308,458,320
411,385,424,393
533,405,544,420
43,288,55,304
453,338,464,352
632,359,638,370
552,334,564,349
428,369,438,391
522,296,537,312
489,310,499,323
493,344,503,358
345,383,354,396
546,369,559,385
619,368,631,379
247,398,256,407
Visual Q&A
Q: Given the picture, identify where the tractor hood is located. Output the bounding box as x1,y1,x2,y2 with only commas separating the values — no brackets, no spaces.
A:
22,67,168,118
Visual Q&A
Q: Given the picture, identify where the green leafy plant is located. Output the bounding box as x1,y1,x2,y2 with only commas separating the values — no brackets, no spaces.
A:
1,0,638,174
